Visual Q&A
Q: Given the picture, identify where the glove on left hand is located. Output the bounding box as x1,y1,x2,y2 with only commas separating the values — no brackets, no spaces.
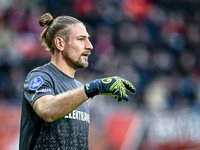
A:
84,76,136,102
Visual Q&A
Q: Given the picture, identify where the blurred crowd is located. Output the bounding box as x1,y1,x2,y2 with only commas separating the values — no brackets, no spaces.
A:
0,0,200,149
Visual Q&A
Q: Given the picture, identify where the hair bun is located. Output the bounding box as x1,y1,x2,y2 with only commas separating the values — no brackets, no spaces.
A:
39,13,53,27
47,19,54,26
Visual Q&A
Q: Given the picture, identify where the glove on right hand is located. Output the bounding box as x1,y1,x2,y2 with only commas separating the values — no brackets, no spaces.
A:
84,76,136,102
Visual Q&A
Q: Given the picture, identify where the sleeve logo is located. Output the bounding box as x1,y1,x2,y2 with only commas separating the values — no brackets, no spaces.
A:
29,77,43,90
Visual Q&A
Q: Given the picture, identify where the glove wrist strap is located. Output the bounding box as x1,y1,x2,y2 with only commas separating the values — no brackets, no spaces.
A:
84,81,100,98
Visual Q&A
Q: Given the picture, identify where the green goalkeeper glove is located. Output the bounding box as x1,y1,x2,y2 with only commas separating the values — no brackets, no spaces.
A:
84,76,136,102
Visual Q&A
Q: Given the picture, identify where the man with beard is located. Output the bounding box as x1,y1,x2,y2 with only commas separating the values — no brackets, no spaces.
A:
19,13,136,150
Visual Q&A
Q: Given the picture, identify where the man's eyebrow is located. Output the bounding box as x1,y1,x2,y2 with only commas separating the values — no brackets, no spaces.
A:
78,35,91,38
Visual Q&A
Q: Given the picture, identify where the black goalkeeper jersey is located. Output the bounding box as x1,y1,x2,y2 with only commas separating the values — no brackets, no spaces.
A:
19,62,90,150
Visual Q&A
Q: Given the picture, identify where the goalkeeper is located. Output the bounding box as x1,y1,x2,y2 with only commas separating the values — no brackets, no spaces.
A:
19,12,136,150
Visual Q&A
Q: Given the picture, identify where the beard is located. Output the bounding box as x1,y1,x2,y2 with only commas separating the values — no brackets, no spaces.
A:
63,50,89,69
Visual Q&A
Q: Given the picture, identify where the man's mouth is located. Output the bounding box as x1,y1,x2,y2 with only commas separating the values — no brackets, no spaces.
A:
81,52,91,58
82,54,89,57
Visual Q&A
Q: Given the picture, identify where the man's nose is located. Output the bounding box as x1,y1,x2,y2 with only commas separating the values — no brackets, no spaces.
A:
85,39,93,50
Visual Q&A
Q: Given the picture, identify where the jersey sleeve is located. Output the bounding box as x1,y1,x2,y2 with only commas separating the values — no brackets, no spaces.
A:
23,71,55,106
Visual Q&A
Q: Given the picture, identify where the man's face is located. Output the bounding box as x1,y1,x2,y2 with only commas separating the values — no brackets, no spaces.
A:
63,23,93,69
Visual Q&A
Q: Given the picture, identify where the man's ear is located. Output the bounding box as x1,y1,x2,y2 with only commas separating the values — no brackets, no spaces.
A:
54,37,65,52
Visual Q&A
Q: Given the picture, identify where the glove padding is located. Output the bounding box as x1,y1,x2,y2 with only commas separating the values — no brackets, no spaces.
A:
84,76,136,102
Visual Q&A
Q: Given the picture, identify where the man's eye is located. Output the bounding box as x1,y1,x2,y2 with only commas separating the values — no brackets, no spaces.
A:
78,38,84,41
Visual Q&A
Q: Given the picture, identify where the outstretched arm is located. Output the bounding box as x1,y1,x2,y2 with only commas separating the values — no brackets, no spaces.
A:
33,76,136,123
33,86,88,122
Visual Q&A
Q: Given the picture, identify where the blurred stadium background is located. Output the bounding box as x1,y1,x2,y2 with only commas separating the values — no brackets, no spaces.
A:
0,0,200,149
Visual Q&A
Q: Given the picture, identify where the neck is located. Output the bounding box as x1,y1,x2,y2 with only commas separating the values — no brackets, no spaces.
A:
51,56,76,78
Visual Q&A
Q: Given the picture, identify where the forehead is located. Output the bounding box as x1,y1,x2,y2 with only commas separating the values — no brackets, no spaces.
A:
69,23,89,37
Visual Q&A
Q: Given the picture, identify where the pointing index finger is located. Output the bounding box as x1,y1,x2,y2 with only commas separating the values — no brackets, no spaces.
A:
121,78,136,94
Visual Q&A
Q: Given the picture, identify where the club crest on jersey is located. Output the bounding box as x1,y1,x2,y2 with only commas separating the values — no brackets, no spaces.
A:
30,77,43,90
